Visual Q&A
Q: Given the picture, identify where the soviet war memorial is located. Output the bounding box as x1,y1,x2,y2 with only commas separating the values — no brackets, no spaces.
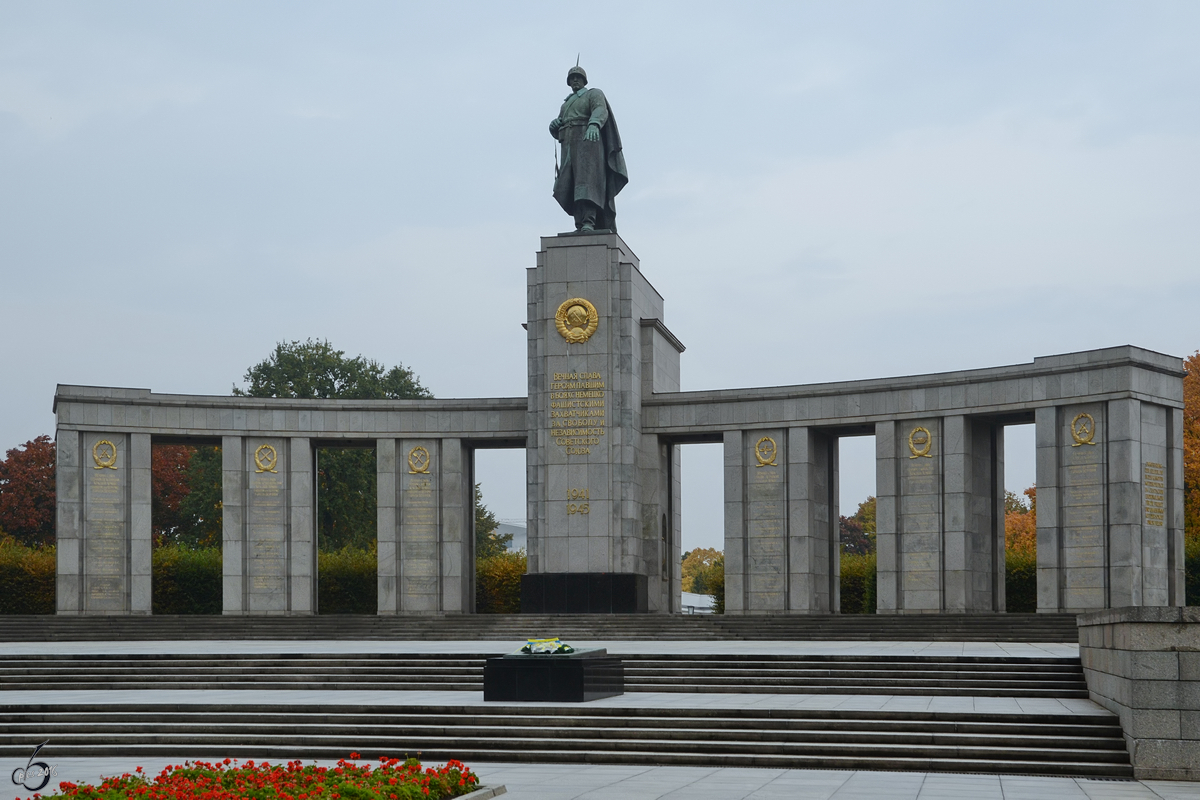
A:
3,7,1200,800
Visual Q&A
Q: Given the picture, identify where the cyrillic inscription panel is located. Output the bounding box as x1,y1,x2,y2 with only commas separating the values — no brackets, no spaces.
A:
745,433,785,609
246,439,288,612
400,442,439,610
1060,405,1105,610
899,421,941,610
83,434,127,612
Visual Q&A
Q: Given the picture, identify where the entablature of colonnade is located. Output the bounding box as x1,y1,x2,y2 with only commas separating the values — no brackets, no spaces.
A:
641,346,1183,436
53,385,529,443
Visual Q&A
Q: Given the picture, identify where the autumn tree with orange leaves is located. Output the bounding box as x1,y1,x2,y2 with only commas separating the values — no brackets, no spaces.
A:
1184,352,1200,542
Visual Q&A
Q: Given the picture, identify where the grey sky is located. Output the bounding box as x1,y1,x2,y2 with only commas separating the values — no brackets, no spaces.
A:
2,2,1197,550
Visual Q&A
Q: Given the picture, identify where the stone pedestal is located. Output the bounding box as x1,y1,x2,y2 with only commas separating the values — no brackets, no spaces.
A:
525,232,683,613
483,649,624,702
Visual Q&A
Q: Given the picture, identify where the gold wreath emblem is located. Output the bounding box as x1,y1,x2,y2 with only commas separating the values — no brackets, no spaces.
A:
408,445,430,474
1071,413,1097,447
908,426,933,459
254,444,279,473
92,439,118,470
555,297,599,344
754,436,777,468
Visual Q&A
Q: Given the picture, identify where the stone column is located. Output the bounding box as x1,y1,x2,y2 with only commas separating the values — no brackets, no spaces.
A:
221,436,246,614
223,436,314,615
55,431,83,614
942,416,1004,612
129,433,152,614
1167,407,1186,606
878,416,1002,614
55,431,150,615
877,418,945,613
875,421,900,613
379,438,471,615
743,429,788,612
1036,399,1181,613
1037,403,1108,612
289,438,315,613
1035,406,1064,613
376,438,399,614
397,438,441,613
723,430,746,614
1110,399,1174,608
440,438,469,614
786,427,839,613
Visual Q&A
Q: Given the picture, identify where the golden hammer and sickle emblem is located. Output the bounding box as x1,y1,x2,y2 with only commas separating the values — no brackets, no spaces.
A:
754,436,778,468
555,297,599,344
908,426,933,459
1071,413,1097,447
408,445,431,474
254,444,279,473
92,439,118,470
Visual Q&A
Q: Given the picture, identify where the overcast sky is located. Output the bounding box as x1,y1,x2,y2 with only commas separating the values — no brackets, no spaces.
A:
2,2,1198,551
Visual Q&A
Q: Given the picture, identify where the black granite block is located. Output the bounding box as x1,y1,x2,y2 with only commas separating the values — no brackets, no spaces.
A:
520,573,648,614
483,649,624,702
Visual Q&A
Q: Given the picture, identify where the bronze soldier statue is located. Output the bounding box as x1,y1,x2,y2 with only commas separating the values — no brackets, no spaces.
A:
549,65,628,232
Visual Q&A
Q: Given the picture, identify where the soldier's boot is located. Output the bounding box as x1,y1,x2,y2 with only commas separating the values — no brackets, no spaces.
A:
574,201,598,232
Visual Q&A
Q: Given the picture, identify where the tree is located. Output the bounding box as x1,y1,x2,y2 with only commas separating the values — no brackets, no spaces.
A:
0,436,56,547
1005,485,1037,557
153,444,223,549
681,547,722,594
152,445,193,544
234,339,431,400
474,484,512,559
176,445,223,548
237,340,433,551
839,496,876,555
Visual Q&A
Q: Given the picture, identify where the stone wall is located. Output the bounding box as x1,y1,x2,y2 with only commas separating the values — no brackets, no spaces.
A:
1078,606,1200,780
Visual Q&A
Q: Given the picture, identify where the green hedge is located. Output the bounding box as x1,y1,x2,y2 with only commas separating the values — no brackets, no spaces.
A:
152,544,222,615
1005,550,1037,612
840,552,877,614
318,545,378,614
0,539,55,614
476,551,525,614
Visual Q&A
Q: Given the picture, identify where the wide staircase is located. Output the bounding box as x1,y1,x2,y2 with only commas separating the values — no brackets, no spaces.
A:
0,614,1129,778
0,613,1079,642
0,703,1129,777
0,652,1089,698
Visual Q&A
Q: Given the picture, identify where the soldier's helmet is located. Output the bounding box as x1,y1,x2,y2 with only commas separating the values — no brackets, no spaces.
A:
567,66,588,85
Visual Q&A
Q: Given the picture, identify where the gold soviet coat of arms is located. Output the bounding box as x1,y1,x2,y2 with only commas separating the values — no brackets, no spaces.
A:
555,298,599,344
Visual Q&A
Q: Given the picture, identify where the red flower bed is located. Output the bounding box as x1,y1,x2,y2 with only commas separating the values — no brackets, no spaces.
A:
38,755,479,800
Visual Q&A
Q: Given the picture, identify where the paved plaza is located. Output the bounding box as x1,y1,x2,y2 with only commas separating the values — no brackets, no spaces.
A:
5,640,1199,798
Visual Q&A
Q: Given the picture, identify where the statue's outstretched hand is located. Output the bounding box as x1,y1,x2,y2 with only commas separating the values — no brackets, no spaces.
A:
584,123,600,142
